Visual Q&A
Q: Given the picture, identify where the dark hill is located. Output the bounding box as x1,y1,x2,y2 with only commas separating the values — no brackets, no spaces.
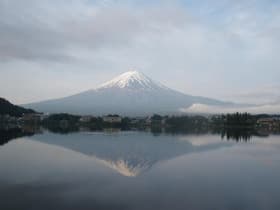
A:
0,98,36,117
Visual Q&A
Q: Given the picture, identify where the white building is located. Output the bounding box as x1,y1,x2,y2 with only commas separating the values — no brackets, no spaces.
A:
103,115,122,123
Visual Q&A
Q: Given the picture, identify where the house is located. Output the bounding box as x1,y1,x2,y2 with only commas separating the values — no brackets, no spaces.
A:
22,113,42,123
130,117,146,125
103,115,122,123
257,118,280,130
145,117,152,125
257,118,274,124
79,115,94,123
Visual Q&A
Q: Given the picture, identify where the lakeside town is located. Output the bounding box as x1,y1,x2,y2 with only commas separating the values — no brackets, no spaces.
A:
1,111,280,135
1,96,280,141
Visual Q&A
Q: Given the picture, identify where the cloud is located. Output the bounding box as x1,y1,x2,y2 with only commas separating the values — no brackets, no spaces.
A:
0,0,188,62
2,0,278,64
0,0,279,104
181,103,280,114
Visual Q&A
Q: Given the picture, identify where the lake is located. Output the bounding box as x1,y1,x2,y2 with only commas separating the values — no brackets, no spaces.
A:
1,129,280,210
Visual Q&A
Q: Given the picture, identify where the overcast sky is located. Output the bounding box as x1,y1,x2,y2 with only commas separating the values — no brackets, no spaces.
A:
0,0,279,105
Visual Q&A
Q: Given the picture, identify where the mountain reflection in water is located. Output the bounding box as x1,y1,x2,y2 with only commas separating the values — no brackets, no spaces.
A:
1,128,280,210
30,132,233,177
0,127,271,177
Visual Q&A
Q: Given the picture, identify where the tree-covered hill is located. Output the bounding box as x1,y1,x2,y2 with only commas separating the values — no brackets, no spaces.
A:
0,98,36,117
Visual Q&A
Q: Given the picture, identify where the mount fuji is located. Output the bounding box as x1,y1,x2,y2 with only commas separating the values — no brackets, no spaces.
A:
24,71,233,115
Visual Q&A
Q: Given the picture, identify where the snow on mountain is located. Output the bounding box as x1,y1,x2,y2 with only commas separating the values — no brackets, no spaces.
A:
98,71,168,90
24,70,232,115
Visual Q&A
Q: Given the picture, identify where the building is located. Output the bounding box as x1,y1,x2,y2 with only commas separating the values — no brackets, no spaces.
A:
257,118,280,131
145,117,152,125
22,113,42,123
103,115,122,123
79,115,94,123
130,117,146,125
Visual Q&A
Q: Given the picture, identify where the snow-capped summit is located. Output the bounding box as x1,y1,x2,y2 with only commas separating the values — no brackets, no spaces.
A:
98,71,167,90
24,70,232,115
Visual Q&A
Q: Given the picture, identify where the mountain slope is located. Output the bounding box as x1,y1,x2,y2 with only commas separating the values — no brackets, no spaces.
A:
0,98,36,117
24,71,232,115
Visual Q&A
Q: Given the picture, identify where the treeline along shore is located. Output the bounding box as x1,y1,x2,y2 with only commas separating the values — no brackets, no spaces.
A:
1,112,280,143
2,112,279,133
1,97,280,141
43,113,280,132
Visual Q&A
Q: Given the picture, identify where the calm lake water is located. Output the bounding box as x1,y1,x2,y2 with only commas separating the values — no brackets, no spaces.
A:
1,130,280,210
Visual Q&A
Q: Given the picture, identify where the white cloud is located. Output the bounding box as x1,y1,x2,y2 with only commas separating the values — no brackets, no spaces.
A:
181,103,280,114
